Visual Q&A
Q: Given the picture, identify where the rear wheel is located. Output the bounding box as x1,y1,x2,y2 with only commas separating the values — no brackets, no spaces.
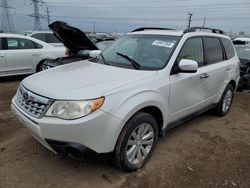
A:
114,112,158,172
214,84,234,116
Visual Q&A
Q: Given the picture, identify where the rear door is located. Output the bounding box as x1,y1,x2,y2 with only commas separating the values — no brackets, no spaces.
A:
169,37,210,122
0,37,6,76
5,37,42,74
202,37,231,103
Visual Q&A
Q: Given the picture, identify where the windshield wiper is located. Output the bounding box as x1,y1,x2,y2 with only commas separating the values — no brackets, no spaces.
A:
116,52,140,70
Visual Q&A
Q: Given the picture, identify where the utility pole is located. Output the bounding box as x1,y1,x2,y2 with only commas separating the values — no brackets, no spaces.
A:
0,0,16,33
202,17,206,27
187,12,193,28
27,0,45,30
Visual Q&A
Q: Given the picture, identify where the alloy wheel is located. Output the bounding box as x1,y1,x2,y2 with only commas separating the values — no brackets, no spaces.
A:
222,89,233,113
126,123,154,165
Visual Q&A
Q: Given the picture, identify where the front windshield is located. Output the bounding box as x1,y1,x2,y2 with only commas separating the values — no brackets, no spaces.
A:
235,46,250,60
100,34,180,70
96,41,113,50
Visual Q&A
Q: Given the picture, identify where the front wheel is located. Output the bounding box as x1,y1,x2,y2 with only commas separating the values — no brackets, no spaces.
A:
114,112,158,172
214,84,234,116
36,60,49,72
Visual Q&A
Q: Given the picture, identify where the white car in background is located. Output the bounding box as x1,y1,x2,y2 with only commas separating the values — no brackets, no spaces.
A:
27,31,64,47
0,33,66,77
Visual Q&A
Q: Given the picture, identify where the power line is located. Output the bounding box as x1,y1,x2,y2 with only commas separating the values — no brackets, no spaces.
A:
0,0,16,33
54,15,250,21
49,1,250,6
50,2,250,9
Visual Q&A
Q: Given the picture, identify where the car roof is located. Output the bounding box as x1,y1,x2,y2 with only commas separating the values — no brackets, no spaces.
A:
0,33,37,38
128,29,231,40
29,30,53,34
128,30,183,36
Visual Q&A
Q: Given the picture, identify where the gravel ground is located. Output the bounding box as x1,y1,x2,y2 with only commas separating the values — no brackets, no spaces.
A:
0,75,250,188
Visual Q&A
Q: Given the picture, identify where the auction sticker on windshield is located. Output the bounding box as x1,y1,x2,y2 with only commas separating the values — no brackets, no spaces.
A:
152,40,176,48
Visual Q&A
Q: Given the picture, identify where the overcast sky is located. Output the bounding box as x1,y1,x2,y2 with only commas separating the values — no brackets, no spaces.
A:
4,0,250,34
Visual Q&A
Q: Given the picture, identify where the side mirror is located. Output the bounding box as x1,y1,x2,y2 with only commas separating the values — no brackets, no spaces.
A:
89,50,102,58
178,59,198,73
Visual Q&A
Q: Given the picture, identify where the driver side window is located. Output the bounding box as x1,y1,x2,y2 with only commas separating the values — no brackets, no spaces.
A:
177,37,204,67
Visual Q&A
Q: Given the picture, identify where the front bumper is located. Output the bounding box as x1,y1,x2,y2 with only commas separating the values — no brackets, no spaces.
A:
11,97,123,154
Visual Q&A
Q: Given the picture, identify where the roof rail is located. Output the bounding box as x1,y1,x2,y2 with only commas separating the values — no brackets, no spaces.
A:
131,27,174,32
183,27,226,35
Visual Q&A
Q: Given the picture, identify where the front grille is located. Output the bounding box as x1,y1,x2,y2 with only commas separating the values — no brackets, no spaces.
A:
15,86,51,118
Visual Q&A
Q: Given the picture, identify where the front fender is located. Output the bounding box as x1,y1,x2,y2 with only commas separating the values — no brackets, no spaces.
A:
101,89,168,130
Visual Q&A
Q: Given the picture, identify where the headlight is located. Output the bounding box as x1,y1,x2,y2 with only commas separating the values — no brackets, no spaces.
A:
45,97,104,120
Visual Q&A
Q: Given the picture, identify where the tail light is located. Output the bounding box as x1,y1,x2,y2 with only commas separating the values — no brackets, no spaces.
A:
65,50,73,56
65,50,70,56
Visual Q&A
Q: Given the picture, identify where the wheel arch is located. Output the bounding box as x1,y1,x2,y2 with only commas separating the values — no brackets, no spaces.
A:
228,80,236,91
36,58,51,72
138,106,164,135
102,89,169,152
215,79,237,104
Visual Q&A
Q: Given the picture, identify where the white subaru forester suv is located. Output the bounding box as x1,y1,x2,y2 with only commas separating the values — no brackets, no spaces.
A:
11,27,240,172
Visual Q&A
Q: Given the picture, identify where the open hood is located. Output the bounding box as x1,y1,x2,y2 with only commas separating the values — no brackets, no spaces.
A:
49,21,98,55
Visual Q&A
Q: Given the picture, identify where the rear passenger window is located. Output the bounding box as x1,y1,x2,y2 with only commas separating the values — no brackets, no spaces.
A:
0,38,2,50
221,38,235,59
46,34,60,43
177,37,204,67
34,42,43,49
204,37,223,65
31,33,46,42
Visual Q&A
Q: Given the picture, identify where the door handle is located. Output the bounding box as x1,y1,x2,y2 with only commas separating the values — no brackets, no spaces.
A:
32,54,39,56
225,68,231,71
0,55,4,58
200,73,209,79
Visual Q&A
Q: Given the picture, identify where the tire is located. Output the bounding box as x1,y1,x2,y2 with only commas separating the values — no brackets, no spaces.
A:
36,60,47,72
114,112,158,172
214,84,234,116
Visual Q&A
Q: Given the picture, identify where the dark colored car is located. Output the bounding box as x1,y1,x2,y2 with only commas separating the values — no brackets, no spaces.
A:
235,44,250,91
40,21,99,70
